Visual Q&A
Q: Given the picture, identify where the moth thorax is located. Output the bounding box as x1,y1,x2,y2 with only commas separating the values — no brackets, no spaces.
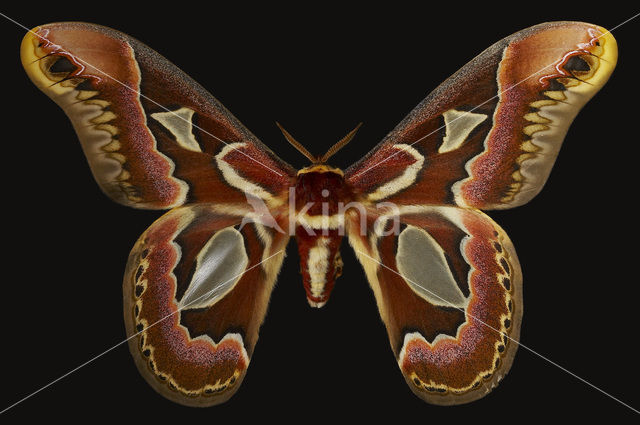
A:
295,227,343,308
294,168,351,216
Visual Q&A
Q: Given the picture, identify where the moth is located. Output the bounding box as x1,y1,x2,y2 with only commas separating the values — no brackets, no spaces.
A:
21,21,616,406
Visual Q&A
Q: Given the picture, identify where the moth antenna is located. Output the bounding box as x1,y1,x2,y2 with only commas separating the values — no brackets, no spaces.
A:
276,122,319,163
319,122,363,163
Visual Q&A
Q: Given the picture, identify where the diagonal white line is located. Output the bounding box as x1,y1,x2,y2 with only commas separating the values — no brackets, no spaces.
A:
355,249,639,414
351,13,640,180
605,10,640,32
0,247,285,415
0,11,284,177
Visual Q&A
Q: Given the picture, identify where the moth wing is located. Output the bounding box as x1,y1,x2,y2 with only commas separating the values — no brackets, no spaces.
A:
21,22,295,209
123,204,288,406
346,207,522,404
345,21,616,210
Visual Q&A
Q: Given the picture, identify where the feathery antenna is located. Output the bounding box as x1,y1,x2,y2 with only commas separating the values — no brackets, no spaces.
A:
319,122,363,163
276,122,318,163
276,122,363,164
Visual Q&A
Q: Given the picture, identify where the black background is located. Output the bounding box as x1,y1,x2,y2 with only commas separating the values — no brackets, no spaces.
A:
1,2,638,422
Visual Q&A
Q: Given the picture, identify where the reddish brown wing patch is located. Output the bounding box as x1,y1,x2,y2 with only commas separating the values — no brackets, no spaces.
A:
345,22,616,211
346,144,424,200
123,205,288,406
348,207,522,405
398,210,519,404
21,23,295,210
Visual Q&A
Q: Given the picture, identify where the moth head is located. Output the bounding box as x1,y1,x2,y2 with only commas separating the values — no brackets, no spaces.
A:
276,122,362,166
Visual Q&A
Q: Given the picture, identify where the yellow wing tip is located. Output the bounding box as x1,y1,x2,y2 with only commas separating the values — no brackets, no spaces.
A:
566,24,617,96
20,26,52,91
596,25,618,65
589,25,618,89
20,26,43,66
20,25,75,100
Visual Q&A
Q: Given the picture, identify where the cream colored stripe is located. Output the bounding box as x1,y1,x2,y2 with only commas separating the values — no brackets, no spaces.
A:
367,144,424,201
308,237,330,298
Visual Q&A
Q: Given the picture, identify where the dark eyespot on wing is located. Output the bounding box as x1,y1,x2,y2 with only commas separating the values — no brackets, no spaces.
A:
565,55,590,72
502,277,511,291
49,56,76,74
75,79,94,91
547,79,566,91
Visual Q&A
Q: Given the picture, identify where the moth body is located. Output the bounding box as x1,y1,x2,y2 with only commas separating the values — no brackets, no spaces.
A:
294,165,352,307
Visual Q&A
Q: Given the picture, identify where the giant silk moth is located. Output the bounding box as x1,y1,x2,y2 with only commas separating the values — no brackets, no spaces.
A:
20,21,616,406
